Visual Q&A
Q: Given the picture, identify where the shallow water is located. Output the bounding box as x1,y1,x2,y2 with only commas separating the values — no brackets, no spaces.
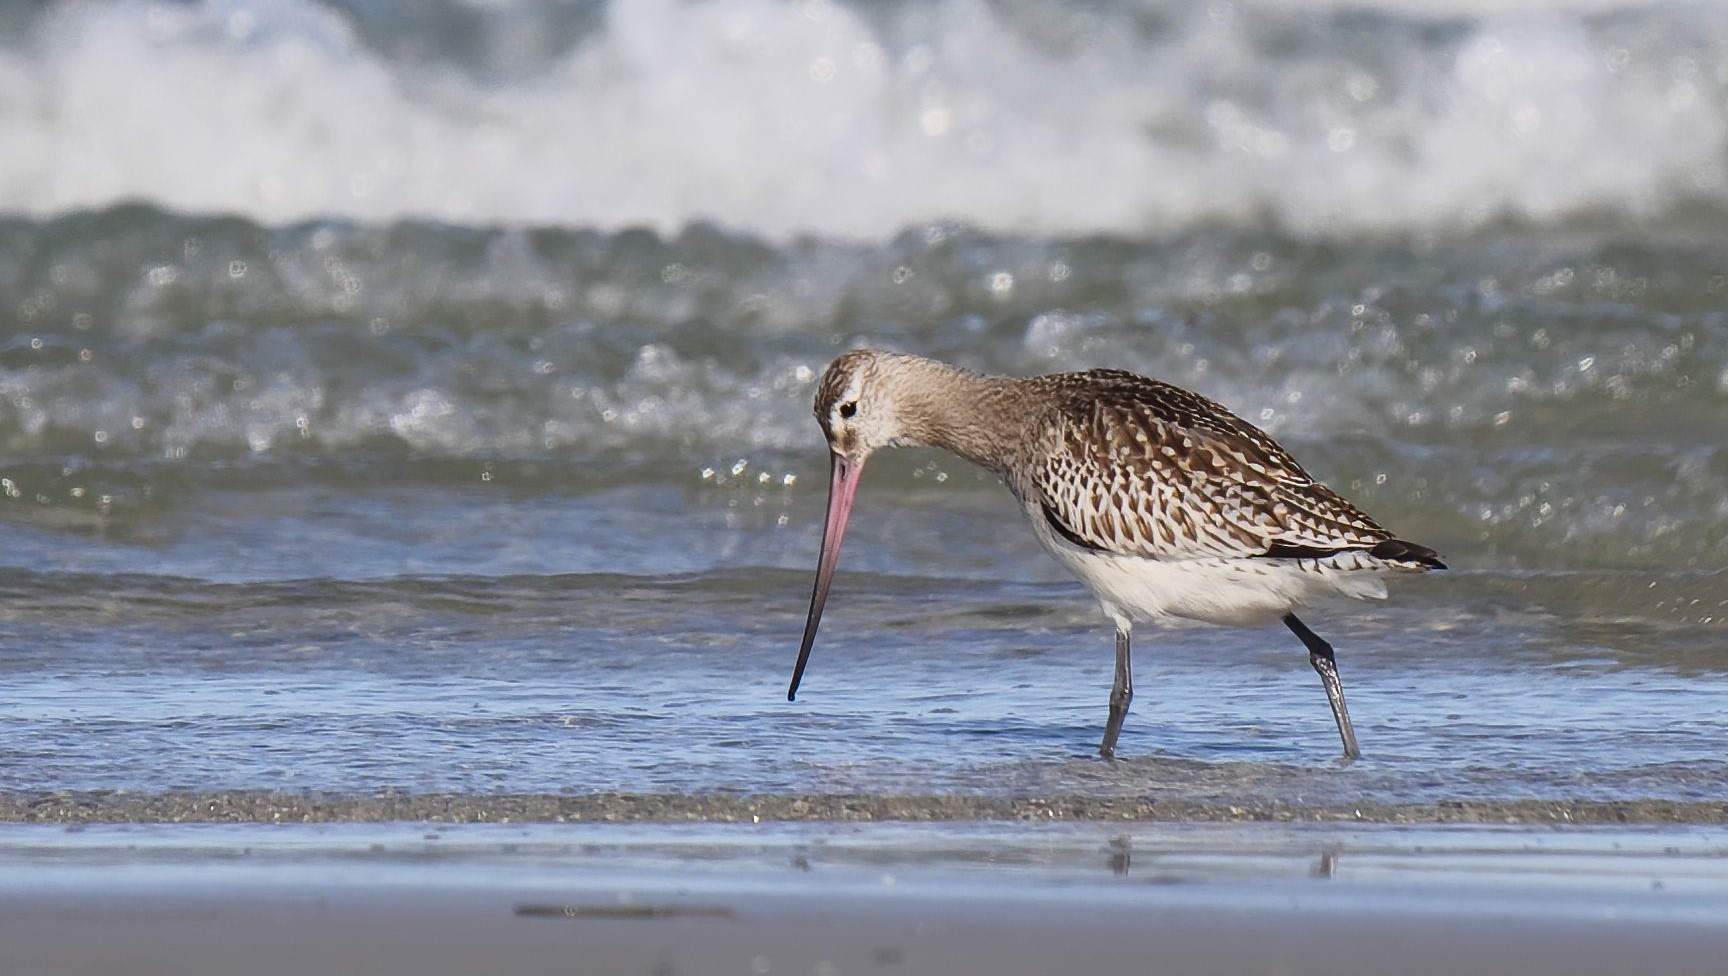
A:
1,0,1726,811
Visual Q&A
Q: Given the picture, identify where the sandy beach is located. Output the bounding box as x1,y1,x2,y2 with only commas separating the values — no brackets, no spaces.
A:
8,874,1725,976
5,803,1728,975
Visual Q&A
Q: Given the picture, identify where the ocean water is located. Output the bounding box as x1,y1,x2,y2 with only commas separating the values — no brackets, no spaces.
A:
1,0,1726,807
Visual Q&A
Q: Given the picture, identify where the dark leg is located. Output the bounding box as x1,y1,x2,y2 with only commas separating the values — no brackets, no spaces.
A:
1282,613,1361,759
1099,625,1133,760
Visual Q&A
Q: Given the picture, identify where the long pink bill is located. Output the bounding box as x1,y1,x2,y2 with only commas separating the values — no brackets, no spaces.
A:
787,451,863,701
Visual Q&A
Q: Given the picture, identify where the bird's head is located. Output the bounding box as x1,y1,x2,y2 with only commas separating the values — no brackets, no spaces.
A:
811,348,915,465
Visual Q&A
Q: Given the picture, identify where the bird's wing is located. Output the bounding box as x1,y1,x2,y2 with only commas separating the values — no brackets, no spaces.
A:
1031,371,1392,560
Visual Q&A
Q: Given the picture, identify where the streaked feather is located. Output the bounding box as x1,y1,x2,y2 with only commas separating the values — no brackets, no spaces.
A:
1021,369,1428,565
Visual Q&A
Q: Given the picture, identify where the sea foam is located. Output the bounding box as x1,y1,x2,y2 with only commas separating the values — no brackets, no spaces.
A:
1,0,1724,238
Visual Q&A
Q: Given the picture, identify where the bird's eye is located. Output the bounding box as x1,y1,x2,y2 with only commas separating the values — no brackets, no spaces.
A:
837,401,857,419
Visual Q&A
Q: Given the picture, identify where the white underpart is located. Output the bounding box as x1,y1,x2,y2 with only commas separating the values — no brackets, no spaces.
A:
1021,497,1392,630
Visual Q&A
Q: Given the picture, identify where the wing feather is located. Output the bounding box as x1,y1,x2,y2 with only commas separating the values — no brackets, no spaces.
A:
1030,371,1391,560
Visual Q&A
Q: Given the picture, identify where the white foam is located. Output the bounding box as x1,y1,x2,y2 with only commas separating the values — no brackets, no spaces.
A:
2,0,1724,238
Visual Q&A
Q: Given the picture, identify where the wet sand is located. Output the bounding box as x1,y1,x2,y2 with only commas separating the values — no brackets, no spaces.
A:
6,880,1726,976
3,818,1727,976
5,789,1728,824
6,789,1727,975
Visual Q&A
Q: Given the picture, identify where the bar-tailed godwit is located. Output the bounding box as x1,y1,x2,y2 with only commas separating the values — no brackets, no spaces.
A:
788,349,1444,760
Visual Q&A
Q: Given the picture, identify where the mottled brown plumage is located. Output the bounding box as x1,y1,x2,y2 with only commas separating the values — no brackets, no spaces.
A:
1019,368,1435,566
791,349,1445,760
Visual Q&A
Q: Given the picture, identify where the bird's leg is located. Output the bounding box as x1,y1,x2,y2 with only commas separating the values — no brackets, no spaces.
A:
1100,625,1134,760
1283,613,1361,759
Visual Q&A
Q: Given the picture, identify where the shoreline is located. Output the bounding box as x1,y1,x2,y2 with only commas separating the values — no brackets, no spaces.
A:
5,816,1728,976
6,790,1728,825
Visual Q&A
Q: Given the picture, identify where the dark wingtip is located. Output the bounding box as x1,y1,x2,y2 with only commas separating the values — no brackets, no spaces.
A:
1258,538,1447,569
1368,538,1447,570
786,689,798,702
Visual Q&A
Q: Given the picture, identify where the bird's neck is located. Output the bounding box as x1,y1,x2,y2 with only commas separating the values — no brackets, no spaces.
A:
890,358,1031,473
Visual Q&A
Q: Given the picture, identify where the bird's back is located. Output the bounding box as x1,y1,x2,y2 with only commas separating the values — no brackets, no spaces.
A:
1013,368,1442,570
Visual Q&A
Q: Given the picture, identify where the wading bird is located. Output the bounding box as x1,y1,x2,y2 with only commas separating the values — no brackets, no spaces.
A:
788,350,1443,759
